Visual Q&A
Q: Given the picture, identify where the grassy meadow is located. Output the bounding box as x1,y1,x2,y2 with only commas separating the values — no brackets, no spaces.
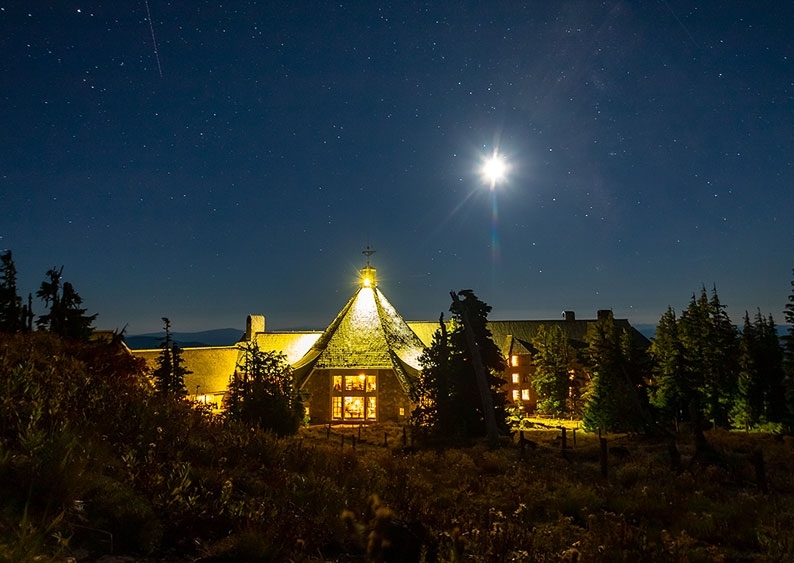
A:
1,332,794,562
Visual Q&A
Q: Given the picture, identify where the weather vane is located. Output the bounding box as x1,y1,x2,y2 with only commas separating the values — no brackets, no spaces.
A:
362,245,376,266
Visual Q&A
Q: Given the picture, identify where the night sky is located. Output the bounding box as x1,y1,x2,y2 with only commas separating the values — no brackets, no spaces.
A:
2,2,792,334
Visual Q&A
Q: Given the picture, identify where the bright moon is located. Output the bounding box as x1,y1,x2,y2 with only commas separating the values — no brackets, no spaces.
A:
482,153,508,187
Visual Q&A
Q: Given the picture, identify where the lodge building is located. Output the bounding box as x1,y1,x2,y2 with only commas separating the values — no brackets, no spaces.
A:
131,260,648,424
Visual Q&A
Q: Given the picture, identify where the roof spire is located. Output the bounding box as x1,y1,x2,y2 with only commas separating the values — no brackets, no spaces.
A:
360,245,377,288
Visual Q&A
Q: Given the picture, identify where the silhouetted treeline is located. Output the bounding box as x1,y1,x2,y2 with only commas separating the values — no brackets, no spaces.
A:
0,250,96,340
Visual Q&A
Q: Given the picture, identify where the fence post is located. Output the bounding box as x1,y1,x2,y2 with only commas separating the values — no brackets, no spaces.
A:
560,427,567,451
384,432,388,448
402,426,407,447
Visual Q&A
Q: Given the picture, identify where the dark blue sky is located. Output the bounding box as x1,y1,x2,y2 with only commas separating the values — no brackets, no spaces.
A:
2,2,792,334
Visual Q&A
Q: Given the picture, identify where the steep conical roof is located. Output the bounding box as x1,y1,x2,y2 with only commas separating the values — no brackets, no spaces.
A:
293,277,426,391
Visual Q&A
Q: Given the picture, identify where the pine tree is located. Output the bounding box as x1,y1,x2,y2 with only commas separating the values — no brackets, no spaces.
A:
783,268,794,431
411,290,506,445
530,324,576,418
705,286,739,427
448,290,507,443
582,311,650,433
35,267,96,340
732,312,763,430
757,313,786,425
411,314,458,438
0,250,26,333
152,317,190,397
60,282,97,340
678,286,739,430
732,311,786,430
649,307,688,430
224,341,304,436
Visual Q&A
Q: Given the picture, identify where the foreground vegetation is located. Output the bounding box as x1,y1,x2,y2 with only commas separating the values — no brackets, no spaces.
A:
2,332,794,562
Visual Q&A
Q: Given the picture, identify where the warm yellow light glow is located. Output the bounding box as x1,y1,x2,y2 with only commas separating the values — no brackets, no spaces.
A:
482,152,508,187
360,265,377,288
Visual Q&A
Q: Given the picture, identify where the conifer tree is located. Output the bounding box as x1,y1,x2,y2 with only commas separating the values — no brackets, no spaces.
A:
35,267,96,340
225,341,304,435
649,307,688,430
411,314,457,438
757,312,786,425
0,250,26,333
448,290,507,443
783,268,794,431
530,324,577,418
582,311,650,433
411,290,506,444
677,286,739,430
732,311,785,430
705,287,740,427
152,317,190,397
732,312,764,430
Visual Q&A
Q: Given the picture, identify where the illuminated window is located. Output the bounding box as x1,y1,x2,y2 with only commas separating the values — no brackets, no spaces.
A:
512,389,519,401
399,407,405,416
511,355,519,367
344,397,364,419
345,374,366,391
332,372,378,421
521,389,530,401
511,373,520,384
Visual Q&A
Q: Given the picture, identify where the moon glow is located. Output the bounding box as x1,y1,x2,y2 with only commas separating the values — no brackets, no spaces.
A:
481,153,508,189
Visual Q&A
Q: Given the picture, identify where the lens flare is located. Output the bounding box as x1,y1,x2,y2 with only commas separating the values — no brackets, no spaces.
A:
481,153,508,189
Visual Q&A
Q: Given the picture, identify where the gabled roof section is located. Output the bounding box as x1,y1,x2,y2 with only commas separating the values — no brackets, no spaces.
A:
293,286,426,389
252,331,322,364
488,319,650,352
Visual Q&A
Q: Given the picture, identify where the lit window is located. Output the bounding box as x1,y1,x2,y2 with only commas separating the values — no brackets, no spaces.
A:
333,376,342,392
367,397,377,419
332,397,342,419
511,355,519,367
399,407,405,416
346,374,366,391
367,375,377,392
344,397,364,419
521,389,530,401
512,389,519,401
511,373,519,384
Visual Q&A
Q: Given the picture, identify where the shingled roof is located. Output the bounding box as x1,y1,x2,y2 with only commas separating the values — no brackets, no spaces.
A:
292,282,426,391
407,316,650,357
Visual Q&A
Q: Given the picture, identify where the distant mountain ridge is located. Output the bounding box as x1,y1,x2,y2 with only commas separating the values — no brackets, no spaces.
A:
633,324,656,340
125,328,243,350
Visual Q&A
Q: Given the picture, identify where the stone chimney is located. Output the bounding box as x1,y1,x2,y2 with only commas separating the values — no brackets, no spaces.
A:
562,310,576,321
245,314,265,341
596,309,613,321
